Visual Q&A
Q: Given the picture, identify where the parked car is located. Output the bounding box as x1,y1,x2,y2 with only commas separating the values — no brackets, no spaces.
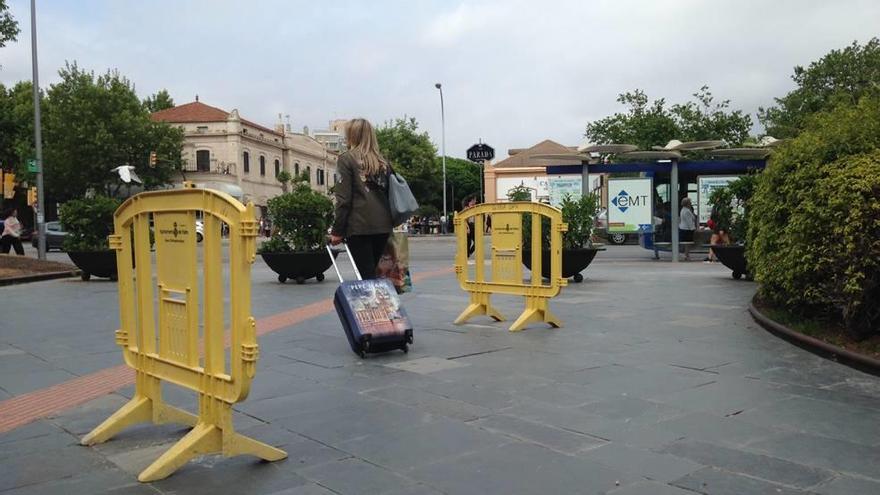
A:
30,221,67,251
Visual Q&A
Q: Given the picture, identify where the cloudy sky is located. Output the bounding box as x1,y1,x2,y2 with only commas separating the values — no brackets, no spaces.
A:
2,0,878,159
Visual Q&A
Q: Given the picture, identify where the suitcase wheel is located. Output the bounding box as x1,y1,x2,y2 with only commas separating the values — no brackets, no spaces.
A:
401,344,408,353
359,349,367,358
278,275,287,283
316,273,325,282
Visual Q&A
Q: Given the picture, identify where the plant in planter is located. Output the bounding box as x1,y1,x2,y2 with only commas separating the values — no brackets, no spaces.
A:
519,191,603,283
60,195,121,281
707,174,759,279
258,178,335,284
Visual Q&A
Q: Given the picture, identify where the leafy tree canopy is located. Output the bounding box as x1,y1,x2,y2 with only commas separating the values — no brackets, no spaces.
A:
42,62,184,200
143,89,175,113
376,117,440,211
759,38,880,138
585,86,752,150
0,0,19,49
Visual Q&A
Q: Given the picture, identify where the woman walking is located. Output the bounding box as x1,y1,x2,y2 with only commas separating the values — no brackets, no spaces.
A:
678,197,697,261
329,118,393,279
1,208,25,256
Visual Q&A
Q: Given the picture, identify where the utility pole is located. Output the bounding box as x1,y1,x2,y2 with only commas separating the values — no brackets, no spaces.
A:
435,83,447,234
31,0,46,259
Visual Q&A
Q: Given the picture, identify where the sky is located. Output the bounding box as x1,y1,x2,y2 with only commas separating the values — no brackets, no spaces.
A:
2,0,879,160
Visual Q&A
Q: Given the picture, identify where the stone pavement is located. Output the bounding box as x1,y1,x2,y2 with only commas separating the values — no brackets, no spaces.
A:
1,240,879,494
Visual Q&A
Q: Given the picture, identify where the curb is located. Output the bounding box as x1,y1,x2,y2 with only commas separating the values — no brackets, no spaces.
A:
0,270,80,287
748,300,880,377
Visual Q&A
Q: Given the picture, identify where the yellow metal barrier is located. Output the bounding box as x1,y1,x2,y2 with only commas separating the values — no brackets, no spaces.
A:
454,202,568,332
81,185,286,482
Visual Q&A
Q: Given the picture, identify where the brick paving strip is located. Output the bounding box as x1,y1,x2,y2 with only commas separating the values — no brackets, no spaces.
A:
0,266,453,433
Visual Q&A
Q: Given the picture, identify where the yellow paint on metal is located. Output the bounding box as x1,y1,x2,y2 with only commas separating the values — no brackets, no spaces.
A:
454,202,568,332
81,186,285,482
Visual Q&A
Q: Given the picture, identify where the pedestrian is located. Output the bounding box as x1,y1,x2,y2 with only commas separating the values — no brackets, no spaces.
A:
1,208,25,256
704,207,730,262
679,197,696,261
329,118,393,279
463,196,477,259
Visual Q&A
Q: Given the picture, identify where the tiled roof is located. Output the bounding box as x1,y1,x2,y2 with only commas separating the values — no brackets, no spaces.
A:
492,139,578,168
151,101,283,137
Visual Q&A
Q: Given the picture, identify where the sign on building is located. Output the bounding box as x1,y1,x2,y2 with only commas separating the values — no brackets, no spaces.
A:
548,177,582,207
607,178,653,233
697,175,741,224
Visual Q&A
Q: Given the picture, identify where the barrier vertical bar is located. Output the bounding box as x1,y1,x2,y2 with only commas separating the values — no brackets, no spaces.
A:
203,213,223,374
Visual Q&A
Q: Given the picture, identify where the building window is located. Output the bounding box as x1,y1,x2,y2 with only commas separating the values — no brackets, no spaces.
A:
243,151,250,173
196,150,210,172
305,166,311,183
317,168,325,186
260,156,266,176
294,163,299,177
274,159,280,177
333,173,337,185
196,126,208,133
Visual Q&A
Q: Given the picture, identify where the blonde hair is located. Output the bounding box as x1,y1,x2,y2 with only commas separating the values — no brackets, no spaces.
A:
345,118,388,176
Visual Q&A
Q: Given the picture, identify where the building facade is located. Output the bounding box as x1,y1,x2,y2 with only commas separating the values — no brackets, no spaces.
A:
151,101,339,216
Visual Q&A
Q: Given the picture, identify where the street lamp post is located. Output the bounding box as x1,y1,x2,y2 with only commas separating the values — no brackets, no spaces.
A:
30,0,46,260
435,83,447,234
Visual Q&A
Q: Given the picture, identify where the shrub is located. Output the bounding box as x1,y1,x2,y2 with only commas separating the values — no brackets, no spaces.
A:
259,181,333,253
59,196,121,251
748,95,880,338
559,193,600,249
708,174,759,243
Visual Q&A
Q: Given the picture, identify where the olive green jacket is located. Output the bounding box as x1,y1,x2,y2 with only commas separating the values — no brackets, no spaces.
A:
331,152,393,237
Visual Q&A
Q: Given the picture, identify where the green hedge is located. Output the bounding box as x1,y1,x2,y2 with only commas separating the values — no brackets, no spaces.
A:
748,95,880,338
259,180,333,253
59,196,121,251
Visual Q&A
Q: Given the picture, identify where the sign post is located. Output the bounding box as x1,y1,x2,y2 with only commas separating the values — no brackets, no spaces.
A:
467,142,494,203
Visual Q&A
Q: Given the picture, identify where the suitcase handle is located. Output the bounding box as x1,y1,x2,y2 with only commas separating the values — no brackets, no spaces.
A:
326,243,362,282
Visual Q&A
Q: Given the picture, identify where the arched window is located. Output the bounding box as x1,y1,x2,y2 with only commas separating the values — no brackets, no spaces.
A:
259,156,266,176
305,166,311,183
294,163,300,176
274,159,280,177
243,151,250,173
196,150,210,172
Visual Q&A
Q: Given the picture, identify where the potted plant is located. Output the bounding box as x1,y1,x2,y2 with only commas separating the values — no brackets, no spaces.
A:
60,196,122,281
259,176,335,284
708,174,758,280
519,191,603,283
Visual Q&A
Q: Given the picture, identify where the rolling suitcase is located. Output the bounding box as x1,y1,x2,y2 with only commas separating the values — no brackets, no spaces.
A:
327,244,414,358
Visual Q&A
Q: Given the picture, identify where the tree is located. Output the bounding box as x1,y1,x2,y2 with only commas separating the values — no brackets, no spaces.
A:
42,62,184,200
443,156,482,208
0,0,19,49
376,117,440,211
0,81,42,176
585,87,752,149
759,38,880,138
143,89,175,113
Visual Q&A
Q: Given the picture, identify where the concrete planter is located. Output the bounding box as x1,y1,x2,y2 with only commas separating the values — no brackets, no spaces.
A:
712,244,750,280
67,250,118,281
261,251,336,284
522,247,601,283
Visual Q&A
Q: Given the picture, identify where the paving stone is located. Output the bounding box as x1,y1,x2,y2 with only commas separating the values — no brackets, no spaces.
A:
514,381,600,407
749,432,880,480
0,428,79,460
336,418,509,472
671,466,820,495
661,440,833,488
658,377,790,416
0,419,59,444
383,356,469,374
417,380,519,410
0,468,156,495
581,443,704,483
275,399,436,446
608,481,699,495
367,385,493,421
297,457,420,495
0,367,78,395
473,414,606,454
409,441,638,495
0,445,118,492
580,395,687,423
152,454,310,495
238,423,349,469
655,411,781,447
737,396,880,446
236,387,369,422
813,475,880,495
266,484,339,495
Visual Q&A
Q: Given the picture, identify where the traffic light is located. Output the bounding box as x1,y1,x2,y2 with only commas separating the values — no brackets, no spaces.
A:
2,172,14,199
27,187,37,206
149,151,157,167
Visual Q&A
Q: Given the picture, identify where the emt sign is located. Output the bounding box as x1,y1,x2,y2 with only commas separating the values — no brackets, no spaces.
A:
607,178,653,233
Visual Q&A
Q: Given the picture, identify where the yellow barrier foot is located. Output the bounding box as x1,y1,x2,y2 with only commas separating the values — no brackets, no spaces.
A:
453,293,505,325
81,395,151,446
137,422,287,482
508,300,562,332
